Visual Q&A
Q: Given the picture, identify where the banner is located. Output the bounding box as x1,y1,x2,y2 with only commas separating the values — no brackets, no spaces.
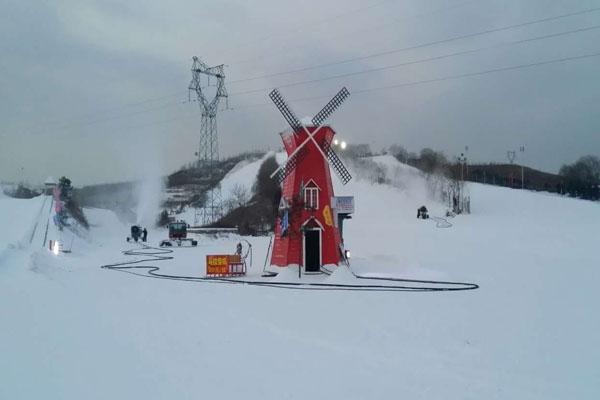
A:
53,186,62,214
323,205,333,226
280,209,289,237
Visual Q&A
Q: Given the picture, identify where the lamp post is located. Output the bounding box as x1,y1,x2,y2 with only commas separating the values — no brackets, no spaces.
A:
464,145,469,180
458,153,467,182
456,153,468,213
519,145,525,189
507,150,516,187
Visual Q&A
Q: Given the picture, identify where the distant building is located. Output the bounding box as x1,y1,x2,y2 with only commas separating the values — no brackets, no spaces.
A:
44,176,57,195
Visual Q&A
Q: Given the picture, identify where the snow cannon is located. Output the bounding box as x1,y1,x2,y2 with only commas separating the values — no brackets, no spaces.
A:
159,221,198,247
417,206,429,220
127,225,146,243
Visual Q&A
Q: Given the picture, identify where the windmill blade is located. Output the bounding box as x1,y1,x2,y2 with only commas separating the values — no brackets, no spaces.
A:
269,89,302,132
270,146,309,184
311,87,350,127
326,147,352,185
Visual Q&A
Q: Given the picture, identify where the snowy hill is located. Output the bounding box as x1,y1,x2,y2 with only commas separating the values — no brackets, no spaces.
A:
72,151,267,226
173,152,272,224
0,195,48,257
1,156,599,399
220,152,272,197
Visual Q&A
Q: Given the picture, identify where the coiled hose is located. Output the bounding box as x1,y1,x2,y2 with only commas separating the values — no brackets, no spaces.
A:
101,245,478,292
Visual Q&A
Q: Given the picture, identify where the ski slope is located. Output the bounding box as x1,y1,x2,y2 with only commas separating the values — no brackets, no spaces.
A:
1,157,599,399
173,152,270,224
0,194,53,257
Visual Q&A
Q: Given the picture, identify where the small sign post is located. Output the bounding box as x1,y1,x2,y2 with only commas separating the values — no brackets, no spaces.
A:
206,254,246,277
331,196,355,214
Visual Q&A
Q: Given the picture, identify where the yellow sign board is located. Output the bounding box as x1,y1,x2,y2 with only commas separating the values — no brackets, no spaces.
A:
206,254,245,277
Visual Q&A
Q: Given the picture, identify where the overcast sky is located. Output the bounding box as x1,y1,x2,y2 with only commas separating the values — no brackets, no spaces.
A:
1,0,599,185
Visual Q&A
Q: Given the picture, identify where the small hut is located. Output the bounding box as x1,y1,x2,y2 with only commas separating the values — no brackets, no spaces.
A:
44,176,57,195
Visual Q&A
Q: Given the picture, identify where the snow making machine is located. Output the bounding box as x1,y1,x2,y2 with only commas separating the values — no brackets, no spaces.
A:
159,221,198,247
127,225,146,243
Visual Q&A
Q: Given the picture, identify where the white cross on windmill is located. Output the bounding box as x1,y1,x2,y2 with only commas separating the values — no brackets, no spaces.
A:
268,87,352,185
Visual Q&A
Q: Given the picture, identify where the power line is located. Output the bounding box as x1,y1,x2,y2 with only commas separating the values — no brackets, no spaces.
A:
228,5,600,84
353,50,600,95
3,109,198,140
7,7,600,137
4,1,400,122
13,90,186,132
16,100,186,136
7,48,599,139
212,0,399,61
6,0,468,123
228,0,480,67
227,50,600,110
227,24,600,96
10,4,598,133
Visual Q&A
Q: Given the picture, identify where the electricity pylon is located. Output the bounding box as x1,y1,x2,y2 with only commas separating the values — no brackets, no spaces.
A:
188,56,228,225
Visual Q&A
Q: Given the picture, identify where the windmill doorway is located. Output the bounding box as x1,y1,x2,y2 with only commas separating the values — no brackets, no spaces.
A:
303,229,321,272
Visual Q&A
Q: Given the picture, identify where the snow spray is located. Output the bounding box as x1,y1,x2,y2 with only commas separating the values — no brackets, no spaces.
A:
134,134,165,228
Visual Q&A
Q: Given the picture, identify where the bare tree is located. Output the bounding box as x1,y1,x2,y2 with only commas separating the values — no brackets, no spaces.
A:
224,184,249,213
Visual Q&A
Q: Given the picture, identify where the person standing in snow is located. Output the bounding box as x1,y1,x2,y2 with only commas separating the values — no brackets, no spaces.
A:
142,228,148,242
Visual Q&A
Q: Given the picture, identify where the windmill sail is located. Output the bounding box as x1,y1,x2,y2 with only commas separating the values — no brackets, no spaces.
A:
326,148,352,185
269,87,353,185
269,89,302,132
311,87,349,127
272,146,309,184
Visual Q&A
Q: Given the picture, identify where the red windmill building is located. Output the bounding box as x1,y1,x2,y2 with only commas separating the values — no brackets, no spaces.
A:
268,88,354,273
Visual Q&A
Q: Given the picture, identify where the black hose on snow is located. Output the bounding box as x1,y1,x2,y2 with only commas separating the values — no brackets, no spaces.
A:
101,245,478,292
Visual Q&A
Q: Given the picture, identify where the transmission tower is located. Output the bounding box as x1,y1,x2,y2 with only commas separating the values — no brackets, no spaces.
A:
188,56,228,226
506,150,516,164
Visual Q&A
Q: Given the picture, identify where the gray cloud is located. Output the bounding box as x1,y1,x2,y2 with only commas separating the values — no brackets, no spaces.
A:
1,0,599,185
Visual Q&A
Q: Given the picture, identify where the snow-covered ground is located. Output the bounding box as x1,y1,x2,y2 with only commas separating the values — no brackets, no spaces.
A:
1,156,599,399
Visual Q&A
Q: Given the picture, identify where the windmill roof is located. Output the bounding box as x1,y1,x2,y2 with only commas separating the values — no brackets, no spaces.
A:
300,116,314,126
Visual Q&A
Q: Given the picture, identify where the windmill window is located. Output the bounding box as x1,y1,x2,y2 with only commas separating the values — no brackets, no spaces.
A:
304,187,319,210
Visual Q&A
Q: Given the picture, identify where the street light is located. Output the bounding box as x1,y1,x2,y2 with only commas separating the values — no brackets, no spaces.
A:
464,145,469,179
458,153,467,182
332,138,347,150
519,145,525,189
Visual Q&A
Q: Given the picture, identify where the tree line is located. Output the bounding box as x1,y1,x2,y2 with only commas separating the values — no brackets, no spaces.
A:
559,155,600,200
344,143,600,201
